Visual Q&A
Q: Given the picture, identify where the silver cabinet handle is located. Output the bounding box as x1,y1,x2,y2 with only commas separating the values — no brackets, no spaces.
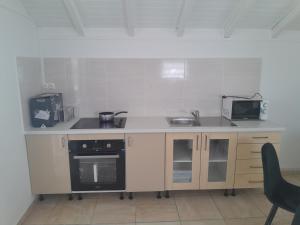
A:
61,136,66,148
249,165,263,169
248,180,263,184
127,136,133,148
196,136,199,151
205,135,208,151
251,151,261,153
73,155,119,159
252,136,269,139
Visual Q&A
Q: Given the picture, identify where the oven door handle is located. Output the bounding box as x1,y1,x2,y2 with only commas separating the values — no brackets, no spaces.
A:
73,155,119,159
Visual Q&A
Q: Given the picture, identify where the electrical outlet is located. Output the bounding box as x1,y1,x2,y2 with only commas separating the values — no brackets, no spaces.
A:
47,82,56,90
42,83,49,89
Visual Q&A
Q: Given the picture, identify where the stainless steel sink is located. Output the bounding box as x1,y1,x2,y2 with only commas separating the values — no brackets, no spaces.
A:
166,117,200,127
166,116,237,127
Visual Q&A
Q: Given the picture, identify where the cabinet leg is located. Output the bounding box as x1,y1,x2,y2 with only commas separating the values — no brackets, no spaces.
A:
68,194,73,201
231,189,236,196
128,192,133,200
78,194,82,200
165,191,170,198
156,191,162,199
224,189,229,197
120,192,124,200
38,194,44,201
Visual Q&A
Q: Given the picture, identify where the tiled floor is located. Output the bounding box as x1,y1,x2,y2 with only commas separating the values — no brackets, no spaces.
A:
21,174,300,225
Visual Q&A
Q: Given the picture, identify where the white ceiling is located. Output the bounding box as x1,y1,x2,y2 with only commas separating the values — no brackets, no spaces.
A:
20,0,300,37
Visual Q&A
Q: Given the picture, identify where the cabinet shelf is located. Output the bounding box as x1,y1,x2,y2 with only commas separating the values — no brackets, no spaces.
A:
209,159,228,163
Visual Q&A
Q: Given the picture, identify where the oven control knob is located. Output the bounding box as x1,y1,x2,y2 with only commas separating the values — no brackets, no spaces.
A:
82,144,87,149
107,143,111,148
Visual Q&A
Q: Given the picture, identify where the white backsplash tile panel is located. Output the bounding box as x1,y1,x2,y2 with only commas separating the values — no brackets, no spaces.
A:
18,57,262,119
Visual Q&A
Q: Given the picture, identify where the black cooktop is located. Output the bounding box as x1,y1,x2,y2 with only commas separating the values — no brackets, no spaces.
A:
71,117,126,129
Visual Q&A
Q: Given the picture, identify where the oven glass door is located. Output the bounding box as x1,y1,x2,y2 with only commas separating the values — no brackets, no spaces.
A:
70,153,125,191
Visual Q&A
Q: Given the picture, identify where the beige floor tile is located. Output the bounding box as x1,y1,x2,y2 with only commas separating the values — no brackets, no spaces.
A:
137,222,180,225
181,220,226,225
22,199,58,225
284,175,300,186
92,198,135,224
224,218,267,225
211,190,264,219
175,193,222,221
49,198,96,224
246,190,294,223
173,190,209,198
92,224,135,225
136,196,179,222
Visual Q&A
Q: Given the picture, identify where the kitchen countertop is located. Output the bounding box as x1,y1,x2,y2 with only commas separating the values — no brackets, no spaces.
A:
24,117,285,135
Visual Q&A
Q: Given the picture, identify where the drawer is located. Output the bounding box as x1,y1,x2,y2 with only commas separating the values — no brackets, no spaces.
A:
238,132,281,144
235,159,263,174
237,143,280,159
234,173,264,188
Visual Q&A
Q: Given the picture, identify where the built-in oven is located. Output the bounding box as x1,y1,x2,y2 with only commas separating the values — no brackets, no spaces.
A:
69,139,125,192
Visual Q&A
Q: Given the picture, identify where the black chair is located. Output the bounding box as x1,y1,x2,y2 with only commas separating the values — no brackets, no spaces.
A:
292,206,300,225
261,143,300,225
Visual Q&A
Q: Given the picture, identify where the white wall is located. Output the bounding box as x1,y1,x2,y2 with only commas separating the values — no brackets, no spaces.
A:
39,29,300,170
0,0,39,224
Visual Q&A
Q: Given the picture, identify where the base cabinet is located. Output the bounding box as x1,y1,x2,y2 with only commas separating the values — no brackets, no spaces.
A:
26,135,71,194
165,133,200,190
200,133,237,189
126,133,165,192
234,132,281,188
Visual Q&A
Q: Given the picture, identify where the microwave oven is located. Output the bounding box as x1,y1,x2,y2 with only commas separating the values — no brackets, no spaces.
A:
222,97,268,121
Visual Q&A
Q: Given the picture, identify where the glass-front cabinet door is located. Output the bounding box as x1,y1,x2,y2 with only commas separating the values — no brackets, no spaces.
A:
200,133,237,189
165,133,200,190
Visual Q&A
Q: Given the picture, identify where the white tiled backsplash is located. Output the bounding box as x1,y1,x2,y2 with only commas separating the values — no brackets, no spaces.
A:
18,58,261,121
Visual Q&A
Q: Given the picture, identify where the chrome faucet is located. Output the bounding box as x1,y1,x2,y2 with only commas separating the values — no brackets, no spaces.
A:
191,110,200,125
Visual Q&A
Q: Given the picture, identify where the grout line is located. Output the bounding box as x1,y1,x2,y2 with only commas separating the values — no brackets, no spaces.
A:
172,193,182,224
209,190,225,220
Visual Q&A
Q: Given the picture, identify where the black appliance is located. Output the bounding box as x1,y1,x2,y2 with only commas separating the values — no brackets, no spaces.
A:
71,117,126,129
29,93,64,127
69,139,125,191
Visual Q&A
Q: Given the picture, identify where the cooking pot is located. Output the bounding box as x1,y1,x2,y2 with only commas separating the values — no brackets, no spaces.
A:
99,111,128,122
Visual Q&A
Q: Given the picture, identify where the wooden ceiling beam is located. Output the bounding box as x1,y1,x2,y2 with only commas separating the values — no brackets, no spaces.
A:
224,0,257,38
176,0,194,37
272,1,300,38
122,0,135,36
62,0,85,36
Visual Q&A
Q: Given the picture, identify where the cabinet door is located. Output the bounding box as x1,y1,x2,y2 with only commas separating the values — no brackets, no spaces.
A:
126,133,165,192
200,133,237,189
26,135,71,194
166,133,200,190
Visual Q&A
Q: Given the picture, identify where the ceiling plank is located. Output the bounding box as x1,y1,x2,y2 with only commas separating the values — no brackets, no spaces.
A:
122,0,135,36
224,0,257,38
62,0,85,36
272,1,300,38
176,0,194,37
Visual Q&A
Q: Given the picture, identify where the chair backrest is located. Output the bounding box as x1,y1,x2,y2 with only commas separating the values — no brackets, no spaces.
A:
261,143,283,201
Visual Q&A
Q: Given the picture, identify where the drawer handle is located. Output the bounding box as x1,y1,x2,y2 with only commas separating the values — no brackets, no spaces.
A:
249,165,263,169
252,136,269,139
251,151,261,153
127,137,133,148
248,180,263,184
